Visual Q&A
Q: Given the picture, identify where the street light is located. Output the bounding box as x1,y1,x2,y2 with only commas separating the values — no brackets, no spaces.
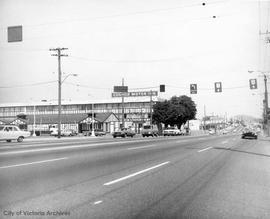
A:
33,105,36,136
57,73,78,138
91,103,96,137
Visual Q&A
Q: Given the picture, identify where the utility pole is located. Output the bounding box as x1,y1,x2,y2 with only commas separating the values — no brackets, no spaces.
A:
203,105,206,131
150,90,153,125
50,47,68,138
263,74,270,136
259,30,270,136
121,78,125,129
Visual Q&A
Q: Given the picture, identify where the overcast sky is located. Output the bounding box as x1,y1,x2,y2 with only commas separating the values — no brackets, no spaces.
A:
0,0,269,119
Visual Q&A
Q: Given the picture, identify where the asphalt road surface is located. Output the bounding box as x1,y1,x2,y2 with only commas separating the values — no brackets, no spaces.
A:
0,134,269,219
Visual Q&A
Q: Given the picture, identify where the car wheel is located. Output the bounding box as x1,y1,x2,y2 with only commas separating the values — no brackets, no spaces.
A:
17,136,24,142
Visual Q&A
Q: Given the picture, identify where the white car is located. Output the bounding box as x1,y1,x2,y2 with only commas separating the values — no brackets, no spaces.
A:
50,129,76,137
209,129,215,135
0,125,31,142
163,128,182,136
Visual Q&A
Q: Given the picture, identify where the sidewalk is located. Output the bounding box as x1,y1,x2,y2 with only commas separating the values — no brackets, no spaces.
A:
25,131,209,142
25,134,106,142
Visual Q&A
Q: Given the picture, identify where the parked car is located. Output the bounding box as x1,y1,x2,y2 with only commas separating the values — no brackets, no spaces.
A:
94,129,106,136
209,129,215,135
112,130,126,138
241,129,257,139
163,127,182,136
122,128,136,137
51,129,77,137
62,129,77,136
222,129,229,135
141,125,158,137
0,125,31,142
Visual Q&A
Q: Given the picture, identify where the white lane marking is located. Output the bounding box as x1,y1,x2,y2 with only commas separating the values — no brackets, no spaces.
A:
127,144,157,150
221,140,228,144
0,157,68,169
94,200,103,205
104,161,170,186
0,139,163,155
176,140,188,143
198,147,213,153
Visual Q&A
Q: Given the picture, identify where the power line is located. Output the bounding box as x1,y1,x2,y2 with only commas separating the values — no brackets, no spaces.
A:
0,46,48,53
0,1,226,30
64,82,111,90
0,80,56,89
69,55,187,64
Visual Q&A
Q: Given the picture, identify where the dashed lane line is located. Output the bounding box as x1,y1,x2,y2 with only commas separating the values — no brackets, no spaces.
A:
0,139,163,156
198,147,213,153
104,161,170,186
0,157,68,169
127,144,157,150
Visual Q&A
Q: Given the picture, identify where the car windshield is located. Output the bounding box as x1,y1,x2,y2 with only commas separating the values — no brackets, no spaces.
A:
0,126,4,131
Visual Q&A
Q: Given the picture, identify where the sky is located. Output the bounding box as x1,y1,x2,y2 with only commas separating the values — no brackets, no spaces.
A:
0,0,269,119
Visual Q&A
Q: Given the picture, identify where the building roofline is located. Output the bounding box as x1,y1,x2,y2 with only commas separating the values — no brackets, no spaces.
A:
0,97,160,107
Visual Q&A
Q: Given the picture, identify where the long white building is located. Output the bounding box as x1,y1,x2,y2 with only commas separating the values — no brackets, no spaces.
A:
0,97,158,134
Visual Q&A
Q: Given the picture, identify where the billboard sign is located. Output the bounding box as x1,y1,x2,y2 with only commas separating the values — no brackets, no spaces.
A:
112,91,158,97
113,86,128,93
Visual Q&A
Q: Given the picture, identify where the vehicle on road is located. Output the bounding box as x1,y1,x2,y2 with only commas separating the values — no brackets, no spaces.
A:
51,129,77,137
112,130,126,138
94,129,106,136
209,129,215,135
222,129,229,135
141,125,158,137
241,129,257,139
0,125,31,142
122,128,136,137
163,127,182,136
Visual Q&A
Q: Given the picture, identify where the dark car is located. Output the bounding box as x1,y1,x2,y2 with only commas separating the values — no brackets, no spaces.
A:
241,130,257,139
112,130,126,138
94,129,106,136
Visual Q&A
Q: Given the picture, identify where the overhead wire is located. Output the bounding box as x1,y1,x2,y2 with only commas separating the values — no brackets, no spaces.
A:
0,80,56,89
0,0,227,30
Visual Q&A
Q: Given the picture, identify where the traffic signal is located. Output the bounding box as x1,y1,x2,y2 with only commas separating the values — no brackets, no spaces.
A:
190,84,197,94
249,79,257,89
214,82,222,92
160,84,165,92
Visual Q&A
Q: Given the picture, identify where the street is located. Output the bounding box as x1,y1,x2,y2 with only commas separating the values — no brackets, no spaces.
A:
0,134,270,219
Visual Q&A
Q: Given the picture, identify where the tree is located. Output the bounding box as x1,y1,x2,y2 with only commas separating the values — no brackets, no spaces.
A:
152,95,197,128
